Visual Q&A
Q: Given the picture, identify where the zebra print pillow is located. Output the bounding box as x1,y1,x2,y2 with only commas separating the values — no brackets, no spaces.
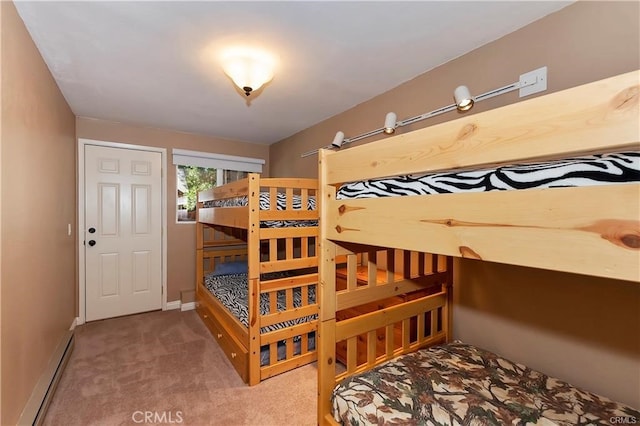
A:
337,151,640,199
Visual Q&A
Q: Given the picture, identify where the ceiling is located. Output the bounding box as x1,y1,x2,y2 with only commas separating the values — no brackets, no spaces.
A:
15,1,572,145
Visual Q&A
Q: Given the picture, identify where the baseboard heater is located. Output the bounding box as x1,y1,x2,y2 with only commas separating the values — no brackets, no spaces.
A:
18,330,75,426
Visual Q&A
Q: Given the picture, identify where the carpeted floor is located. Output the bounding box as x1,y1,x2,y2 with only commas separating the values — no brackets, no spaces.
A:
43,310,317,426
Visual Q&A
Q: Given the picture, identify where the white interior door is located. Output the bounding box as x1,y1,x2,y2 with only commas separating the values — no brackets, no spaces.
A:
85,144,162,321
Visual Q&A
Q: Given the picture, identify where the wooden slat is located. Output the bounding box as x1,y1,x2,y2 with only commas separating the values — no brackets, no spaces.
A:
326,184,640,282
261,256,318,273
260,273,318,292
261,351,317,381
269,187,277,211
334,332,447,384
260,320,317,345
259,210,318,221
386,249,395,284
286,238,294,260
335,292,447,341
367,251,377,287
202,239,245,248
430,309,437,338
261,177,318,190
269,238,278,262
417,312,425,343
385,324,395,357
260,226,318,239
286,187,293,210
198,177,250,202
346,338,357,372
336,273,445,311
269,342,278,366
286,288,294,309
323,71,640,184
402,319,410,349
260,305,318,327
198,206,249,228
301,189,309,212
347,254,357,291
367,331,377,365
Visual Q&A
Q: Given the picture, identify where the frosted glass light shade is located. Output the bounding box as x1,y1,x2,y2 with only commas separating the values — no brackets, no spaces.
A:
221,48,275,96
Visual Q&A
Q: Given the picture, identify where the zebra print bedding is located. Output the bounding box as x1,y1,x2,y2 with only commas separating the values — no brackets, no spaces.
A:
204,271,317,366
204,271,317,334
203,192,317,227
336,151,640,199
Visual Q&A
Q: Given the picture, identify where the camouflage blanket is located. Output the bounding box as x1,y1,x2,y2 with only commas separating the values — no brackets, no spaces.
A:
332,342,639,425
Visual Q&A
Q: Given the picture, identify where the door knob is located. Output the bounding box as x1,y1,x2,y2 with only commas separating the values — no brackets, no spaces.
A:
88,227,96,234
88,240,96,247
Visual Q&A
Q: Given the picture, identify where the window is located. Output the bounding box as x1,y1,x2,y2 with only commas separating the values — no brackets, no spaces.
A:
176,165,217,222
172,149,264,223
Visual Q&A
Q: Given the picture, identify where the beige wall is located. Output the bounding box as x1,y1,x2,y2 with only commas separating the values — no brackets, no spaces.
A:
76,118,270,302
270,1,640,407
1,2,77,423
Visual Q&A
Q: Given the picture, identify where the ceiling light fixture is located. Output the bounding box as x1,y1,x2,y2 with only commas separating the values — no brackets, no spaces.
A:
301,66,547,157
221,47,276,97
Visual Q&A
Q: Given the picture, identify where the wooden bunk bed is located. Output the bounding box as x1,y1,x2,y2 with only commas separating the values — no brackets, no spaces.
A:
195,174,319,385
317,71,640,424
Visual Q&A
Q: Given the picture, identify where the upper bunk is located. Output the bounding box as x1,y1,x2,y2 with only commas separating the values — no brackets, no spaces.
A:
197,173,318,230
319,70,640,283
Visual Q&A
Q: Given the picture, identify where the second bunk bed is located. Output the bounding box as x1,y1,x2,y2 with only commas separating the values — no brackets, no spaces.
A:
317,70,640,424
195,174,319,385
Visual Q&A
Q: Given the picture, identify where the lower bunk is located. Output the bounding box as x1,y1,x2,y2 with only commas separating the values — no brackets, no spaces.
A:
332,341,640,425
317,245,639,425
203,268,317,367
196,238,318,385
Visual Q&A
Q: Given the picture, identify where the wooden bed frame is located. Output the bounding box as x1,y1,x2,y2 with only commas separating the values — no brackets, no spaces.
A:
317,71,640,424
195,174,319,385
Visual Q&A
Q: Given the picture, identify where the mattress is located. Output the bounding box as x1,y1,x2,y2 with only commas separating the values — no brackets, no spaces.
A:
204,271,317,367
337,151,640,199
332,342,640,425
204,271,317,334
203,192,317,227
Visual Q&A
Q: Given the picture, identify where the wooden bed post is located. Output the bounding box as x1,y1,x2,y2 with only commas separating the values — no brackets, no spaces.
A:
195,201,204,305
318,150,339,425
445,256,454,343
247,173,261,386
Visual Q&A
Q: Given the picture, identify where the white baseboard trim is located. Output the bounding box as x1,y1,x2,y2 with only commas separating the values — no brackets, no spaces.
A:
165,300,181,310
180,302,196,311
18,330,74,425
69,317,79,331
